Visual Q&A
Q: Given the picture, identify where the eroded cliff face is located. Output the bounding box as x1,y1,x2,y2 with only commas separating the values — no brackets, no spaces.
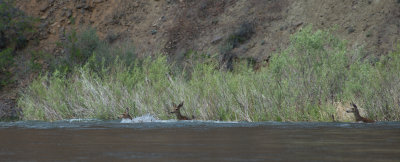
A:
16,0,400,59
1,0,399,113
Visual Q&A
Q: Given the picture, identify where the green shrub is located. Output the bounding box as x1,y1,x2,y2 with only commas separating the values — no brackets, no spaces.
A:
56,28,136,74
0,0,35,88
266,26,349,120
58,28,101,70
0,0,35,50
0,48,13,70
345,47,400,120
0,48,14,88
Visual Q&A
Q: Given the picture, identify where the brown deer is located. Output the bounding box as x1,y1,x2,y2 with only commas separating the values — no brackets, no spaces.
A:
346,103,374,123
119,107,132,120
170,101,194,120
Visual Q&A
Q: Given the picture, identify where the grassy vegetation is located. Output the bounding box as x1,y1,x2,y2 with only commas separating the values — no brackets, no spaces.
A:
18,26,400,121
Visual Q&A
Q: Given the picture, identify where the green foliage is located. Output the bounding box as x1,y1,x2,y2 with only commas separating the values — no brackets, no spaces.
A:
61,28,100,67
0,48,14,88
18,26,400,121
0,48,13,70
345,46,400,120
0,0,36,88
266,26,349,120
29,51,51,72
56,28,136,74
0,0,35,50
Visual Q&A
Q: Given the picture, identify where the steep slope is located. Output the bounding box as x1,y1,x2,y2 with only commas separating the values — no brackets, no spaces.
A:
1,0,399,119
16,0,400,59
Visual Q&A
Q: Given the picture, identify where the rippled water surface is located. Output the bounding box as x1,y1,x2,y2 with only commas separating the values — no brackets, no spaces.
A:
1,118,400,161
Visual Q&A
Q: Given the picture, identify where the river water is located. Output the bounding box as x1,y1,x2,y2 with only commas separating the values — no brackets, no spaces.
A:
1,116,399,161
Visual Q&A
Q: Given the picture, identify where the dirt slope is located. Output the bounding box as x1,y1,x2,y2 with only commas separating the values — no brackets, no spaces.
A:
15,0,400,58
1,0,399,118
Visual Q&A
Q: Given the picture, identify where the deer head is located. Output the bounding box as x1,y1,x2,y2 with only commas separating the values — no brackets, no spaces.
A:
119,107,132,120
170,101,184,114
346,103,360,114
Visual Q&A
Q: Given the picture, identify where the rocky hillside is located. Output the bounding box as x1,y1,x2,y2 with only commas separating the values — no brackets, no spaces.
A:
1,0,399,119
16,0,400,58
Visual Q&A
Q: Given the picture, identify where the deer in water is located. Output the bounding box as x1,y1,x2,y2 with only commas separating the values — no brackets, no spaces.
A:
170,101,194,120
346,103,374,123
119,107,132,120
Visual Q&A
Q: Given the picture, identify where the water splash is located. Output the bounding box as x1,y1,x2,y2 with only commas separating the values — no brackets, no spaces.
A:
121,114,161,123
65,118,101,123
119,114,243,124
203,120,240,124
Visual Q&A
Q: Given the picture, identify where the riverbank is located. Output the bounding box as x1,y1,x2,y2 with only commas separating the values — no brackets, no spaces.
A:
2,0,400,122
16,27,400,122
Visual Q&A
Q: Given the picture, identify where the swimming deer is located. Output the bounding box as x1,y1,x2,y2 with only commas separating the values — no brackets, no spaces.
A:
119,107,132,120
170,101,194,120
346,103,374,123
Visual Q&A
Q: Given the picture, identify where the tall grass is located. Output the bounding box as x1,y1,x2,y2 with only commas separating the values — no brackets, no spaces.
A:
18,26,400,121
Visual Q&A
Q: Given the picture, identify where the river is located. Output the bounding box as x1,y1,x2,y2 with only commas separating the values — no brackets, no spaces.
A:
1,116,399,161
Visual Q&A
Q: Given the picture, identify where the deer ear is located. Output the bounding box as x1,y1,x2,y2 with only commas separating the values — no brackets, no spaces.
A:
352,103,357,108
178,101,184,108
172,103,177,107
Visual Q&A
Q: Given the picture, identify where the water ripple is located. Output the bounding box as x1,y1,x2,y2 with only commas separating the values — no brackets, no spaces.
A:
0,115,399,130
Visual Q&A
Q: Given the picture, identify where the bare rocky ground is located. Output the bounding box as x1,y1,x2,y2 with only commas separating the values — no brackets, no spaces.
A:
1,0,399,119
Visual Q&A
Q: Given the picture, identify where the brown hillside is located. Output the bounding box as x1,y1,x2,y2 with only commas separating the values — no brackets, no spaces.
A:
15,0,400,58
1,0,399,118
